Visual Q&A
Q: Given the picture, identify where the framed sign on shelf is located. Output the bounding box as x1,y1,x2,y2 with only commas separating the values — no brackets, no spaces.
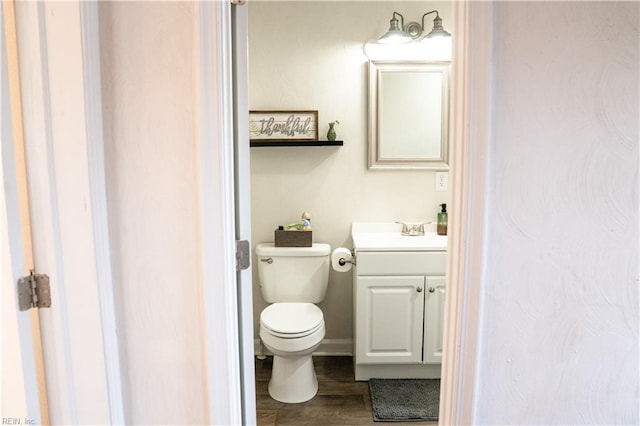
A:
249,110,318,142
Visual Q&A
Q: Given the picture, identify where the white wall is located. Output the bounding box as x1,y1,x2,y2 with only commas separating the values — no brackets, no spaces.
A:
99,3,208,424
475,2,639,424
248,1,451,342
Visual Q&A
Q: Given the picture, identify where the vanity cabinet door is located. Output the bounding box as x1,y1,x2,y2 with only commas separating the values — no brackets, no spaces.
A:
355,275,425,364
423,276,446,364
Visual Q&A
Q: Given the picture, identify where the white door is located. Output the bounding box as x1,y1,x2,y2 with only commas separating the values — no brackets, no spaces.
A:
356,275,425,364
1,3,48,422
424,276,446,364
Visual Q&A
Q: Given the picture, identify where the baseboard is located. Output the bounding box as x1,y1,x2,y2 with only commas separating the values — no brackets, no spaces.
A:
315,338,353,356
254,338,353,357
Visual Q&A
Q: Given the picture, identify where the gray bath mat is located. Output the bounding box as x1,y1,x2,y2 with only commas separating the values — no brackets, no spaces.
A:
369,378,440,422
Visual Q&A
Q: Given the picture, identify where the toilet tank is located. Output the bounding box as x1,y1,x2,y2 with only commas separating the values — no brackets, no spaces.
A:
256,243,331,303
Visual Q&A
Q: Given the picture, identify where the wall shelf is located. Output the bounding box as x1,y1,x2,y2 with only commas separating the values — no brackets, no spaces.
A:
250,140,343,147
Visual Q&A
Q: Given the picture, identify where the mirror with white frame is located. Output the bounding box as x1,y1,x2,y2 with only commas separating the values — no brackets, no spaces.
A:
368,60,450,170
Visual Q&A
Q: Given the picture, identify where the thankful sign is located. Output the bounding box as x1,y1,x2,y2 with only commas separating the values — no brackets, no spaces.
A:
249,111,318,141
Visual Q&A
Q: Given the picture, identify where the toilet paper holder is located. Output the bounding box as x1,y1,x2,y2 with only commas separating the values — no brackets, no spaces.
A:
338,256,355,266
338,249,355,266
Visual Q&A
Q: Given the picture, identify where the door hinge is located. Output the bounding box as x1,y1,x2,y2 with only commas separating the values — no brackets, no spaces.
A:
18,270,51,311
236,240,250,271
230,0,246,5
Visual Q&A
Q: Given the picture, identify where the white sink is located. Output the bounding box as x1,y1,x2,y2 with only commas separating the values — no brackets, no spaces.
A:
351,222,447,251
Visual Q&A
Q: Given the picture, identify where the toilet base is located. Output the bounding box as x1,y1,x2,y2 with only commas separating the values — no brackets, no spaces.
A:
268,353,318,403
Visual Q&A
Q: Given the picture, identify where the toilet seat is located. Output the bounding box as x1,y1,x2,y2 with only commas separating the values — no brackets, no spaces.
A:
261,303,324,339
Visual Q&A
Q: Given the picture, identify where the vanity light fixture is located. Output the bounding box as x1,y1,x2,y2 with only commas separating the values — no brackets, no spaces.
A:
378,12,412,44
376,10,451,44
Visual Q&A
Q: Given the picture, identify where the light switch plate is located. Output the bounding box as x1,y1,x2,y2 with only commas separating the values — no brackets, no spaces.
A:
435,172,448,191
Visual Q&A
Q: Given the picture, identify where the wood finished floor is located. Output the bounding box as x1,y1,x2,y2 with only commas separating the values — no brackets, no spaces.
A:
255,356,437,426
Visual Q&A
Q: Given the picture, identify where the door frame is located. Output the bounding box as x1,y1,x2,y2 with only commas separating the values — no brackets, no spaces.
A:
77,3,125,422
230,2,257,423
196,1,250,424
194,0,493,424
439,1,492,424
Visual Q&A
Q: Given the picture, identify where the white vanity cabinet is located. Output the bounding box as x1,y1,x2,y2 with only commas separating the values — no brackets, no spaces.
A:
351,223,447,380
356,275,425,364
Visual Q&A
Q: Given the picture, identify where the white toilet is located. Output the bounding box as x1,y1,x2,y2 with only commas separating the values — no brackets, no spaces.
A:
256,242,331,403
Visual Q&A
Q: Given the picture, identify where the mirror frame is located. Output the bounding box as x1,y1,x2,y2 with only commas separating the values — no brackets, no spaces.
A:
368,60,450,170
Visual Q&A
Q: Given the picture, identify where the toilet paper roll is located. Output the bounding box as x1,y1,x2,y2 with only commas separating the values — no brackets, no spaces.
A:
331,247,353,272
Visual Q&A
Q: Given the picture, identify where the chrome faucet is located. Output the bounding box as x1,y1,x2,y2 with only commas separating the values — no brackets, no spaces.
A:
395,221,431,236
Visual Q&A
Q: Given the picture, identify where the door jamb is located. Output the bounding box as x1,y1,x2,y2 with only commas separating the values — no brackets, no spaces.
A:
78,3,125,423
231,3,257,424
439,1,492,424
196,2,244,424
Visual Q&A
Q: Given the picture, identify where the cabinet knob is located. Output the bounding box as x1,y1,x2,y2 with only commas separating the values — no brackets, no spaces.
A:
428,287,436,293
416,287,423,293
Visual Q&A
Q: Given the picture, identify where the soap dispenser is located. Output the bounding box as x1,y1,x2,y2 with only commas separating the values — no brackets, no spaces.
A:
437,203,448,236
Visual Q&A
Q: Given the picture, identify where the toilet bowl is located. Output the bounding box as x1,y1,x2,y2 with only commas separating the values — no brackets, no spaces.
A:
259,302,325,403
255,242,331,403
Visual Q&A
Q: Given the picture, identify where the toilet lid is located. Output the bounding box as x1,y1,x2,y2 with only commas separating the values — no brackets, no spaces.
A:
261,303,324,337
